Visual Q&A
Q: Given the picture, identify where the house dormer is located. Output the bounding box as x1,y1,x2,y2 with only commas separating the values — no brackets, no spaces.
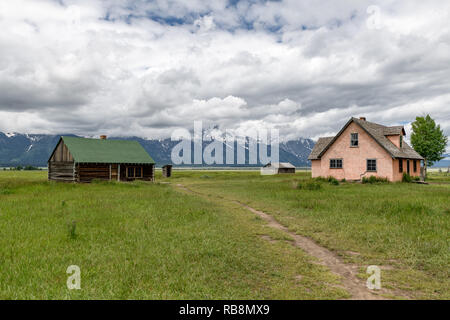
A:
384,126,406,149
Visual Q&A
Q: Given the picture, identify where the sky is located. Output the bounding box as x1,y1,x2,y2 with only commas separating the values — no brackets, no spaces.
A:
0,0,449,146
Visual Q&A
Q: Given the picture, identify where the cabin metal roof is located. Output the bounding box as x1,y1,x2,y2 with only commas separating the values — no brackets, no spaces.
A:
58,136,155,164
263,162,296,169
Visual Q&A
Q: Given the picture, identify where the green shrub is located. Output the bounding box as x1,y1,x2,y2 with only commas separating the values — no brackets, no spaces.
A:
341,178,346,183
0,188,13,195
297,181,322,190
314,176,339,185
402,173,412,183
327,176,340,185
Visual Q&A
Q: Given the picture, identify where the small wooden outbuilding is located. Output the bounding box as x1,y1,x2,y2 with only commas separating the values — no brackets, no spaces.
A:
162,165,173,178
260,162,296,175
48,136,155,182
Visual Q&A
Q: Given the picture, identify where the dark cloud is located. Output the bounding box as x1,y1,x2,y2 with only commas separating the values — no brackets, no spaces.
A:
0,0,448,143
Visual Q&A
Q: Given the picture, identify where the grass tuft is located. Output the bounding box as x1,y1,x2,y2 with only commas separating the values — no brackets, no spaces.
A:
68,221,77,239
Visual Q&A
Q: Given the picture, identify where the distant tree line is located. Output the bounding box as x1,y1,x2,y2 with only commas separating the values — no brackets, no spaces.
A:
2,165,41,171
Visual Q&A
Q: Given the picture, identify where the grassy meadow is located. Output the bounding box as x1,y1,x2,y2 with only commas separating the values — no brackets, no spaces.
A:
0,170,346,299
0,170,448,299
172,170,450,299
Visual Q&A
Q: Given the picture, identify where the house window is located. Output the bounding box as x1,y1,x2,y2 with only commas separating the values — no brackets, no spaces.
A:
367,159,377,172
127,166,143,178
399,159,403,173
330,159,343,169
400,136,403,148
350,133,359,147
413,160,417,172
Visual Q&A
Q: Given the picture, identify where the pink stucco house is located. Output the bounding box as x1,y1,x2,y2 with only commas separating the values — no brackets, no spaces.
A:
308,117,424,182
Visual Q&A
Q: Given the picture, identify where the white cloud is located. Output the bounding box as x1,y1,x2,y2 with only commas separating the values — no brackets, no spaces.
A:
0,0,448,143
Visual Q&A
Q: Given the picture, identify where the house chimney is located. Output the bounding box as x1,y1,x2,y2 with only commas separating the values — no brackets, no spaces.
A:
359,117,366,121
100,135,107,140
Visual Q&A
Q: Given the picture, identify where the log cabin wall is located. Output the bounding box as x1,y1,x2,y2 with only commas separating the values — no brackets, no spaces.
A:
143,164,155,181
49,139,73,162
48,161,76,182
119,164,155,181
78,163,110,182
48,140,76,182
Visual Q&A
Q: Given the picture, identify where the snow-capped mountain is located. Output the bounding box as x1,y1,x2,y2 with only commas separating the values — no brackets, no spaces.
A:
0,132,316,167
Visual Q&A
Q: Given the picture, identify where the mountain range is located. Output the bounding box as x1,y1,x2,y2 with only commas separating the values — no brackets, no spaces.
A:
0,132,316,167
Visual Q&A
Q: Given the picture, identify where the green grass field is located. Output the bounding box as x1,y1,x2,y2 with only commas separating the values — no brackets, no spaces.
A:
172,170,450,299
0,171,346,299
0,170,448,299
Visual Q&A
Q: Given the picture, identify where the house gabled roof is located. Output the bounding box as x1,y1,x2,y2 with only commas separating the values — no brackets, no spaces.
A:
48,136,155,164
307,137,334,160
308,118,424,160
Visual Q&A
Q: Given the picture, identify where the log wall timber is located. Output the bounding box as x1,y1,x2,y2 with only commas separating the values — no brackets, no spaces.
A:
48,161,76,182
143,164,155,181
119,164,155,181
78,163,110,182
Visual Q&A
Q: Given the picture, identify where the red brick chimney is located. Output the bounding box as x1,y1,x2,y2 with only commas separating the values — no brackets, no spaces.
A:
359,117,366,121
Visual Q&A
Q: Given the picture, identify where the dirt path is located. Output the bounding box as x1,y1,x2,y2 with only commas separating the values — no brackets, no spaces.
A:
176,183,407,300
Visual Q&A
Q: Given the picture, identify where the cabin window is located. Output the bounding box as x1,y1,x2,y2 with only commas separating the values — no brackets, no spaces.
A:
127,166,143,178
350,133,359,147
400,136,403,148
367,159,377,172
135,167,142,178
413,160,417,172
330,159,343,169
399,159,403,173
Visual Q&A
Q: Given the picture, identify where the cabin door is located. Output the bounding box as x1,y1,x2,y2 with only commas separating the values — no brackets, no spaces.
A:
111,164,119,181
407,160,410,174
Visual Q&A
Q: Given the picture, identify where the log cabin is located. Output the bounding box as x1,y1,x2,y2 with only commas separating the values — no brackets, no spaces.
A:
48,135,155,182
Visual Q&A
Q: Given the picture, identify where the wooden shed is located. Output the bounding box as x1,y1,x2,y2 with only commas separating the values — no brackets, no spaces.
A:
162,165,173,178
48,136,155,182
260,162,296,175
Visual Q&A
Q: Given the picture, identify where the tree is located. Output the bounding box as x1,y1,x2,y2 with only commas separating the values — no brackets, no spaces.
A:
410,115,448,178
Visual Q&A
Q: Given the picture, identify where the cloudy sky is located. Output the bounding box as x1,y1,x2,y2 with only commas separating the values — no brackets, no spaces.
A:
0,0,449,144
